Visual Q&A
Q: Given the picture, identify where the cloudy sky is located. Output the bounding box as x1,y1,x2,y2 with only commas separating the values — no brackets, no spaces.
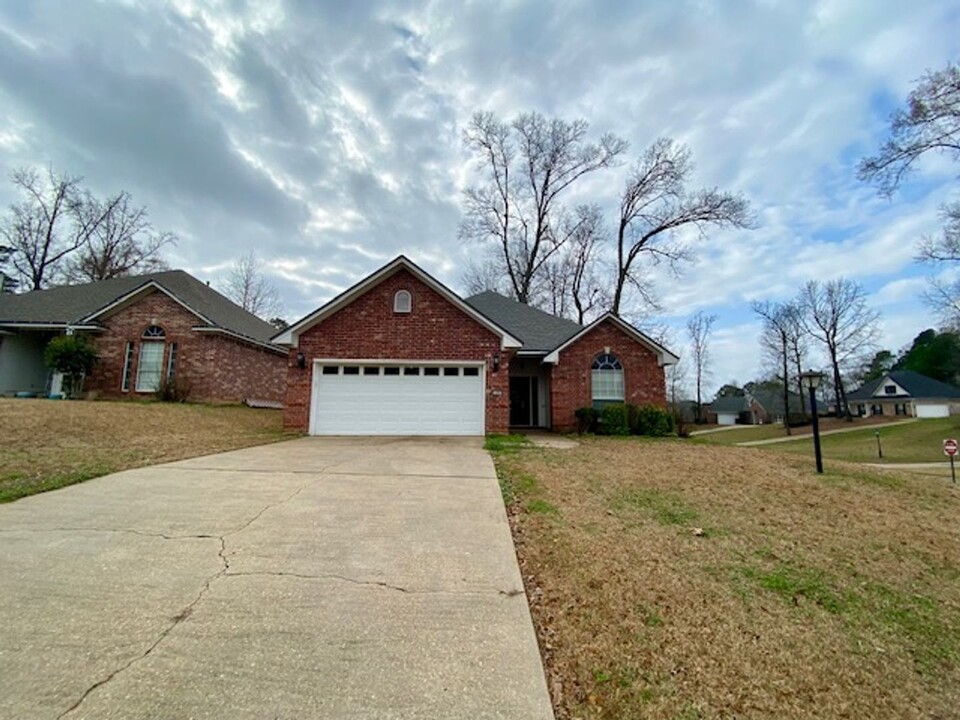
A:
0,0,958,394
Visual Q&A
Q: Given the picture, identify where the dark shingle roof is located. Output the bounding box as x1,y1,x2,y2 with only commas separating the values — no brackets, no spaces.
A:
0,270,279,345
750,388,805,415
464,291,583,353
847,370,960,401
709,395,749,413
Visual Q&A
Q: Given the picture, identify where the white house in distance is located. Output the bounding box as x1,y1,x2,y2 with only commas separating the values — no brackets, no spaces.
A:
848,370,960,419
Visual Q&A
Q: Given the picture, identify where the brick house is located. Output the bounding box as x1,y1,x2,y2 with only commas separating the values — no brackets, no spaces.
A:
274,256,678,435
0,270,286,403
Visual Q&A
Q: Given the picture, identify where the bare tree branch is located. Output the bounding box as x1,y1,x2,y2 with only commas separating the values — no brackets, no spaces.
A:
221,251,281,319
687,311,717,423
612,138,754,314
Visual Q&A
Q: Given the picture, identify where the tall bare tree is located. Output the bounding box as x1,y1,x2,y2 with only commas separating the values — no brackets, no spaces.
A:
537,204,609,323
222,251,281,319
797,279,880,420
687,311,717,423
612,138,753,314
460,111,627,304
784,304,810,419
752,300,797,434
65,192,175,282
859,62,960,323
0,167,120,290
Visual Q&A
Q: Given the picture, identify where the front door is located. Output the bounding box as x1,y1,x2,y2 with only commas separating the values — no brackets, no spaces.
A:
509,376,538,427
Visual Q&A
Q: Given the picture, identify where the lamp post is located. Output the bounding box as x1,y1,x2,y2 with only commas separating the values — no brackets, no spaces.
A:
800,369,825,474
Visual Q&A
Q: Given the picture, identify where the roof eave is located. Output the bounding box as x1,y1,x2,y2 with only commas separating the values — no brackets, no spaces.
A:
542,313,679,366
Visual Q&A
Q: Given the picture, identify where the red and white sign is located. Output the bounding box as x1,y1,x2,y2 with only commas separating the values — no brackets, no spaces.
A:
944,439,958,457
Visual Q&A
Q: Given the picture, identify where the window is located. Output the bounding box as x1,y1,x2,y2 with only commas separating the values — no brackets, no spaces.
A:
424,367,440,376
591,352,624,406
322,366,339,375
871,403,884,415
343,366,360,375
363,366,380,376
143,325,165,339
166,342,178,380
884,384,897,395
404,366,420,376
121,341,134,392
393,289,412,313
462,367,479,377
384,367,401,376
136,342,165,392
444,367,460,377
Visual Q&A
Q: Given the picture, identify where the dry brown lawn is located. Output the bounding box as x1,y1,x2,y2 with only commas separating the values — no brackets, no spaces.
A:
493,437,960,719
0,399,287,502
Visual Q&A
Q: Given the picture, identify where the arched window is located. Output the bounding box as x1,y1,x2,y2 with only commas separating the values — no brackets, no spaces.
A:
393,289,412,313
591,352,624,406
136,325,166,392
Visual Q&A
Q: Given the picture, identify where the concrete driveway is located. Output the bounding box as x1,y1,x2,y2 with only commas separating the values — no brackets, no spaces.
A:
0,437,553,720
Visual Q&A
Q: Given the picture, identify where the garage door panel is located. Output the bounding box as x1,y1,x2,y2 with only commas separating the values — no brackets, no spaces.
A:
311,364,484,436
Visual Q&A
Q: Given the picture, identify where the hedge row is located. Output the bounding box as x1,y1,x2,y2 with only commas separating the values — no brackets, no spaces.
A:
574,403,675,437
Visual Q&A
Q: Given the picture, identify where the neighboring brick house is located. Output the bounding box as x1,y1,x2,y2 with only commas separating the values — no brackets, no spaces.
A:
0,271,286,403
849,370,960,419
274,256,678,435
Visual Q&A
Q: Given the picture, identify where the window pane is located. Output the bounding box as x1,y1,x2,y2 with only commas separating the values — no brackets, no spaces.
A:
424,367,440,376
343,366,360,375
463,367,479,376
404,367,420,376
136,342,164,392
363,366,380,375
384,367,400,376
444,367,459,376
167,342,178,380
121,341,134,392
592,369,624,401
322,366,339,375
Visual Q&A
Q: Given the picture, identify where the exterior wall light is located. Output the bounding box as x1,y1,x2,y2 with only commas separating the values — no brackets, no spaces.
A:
296,351,306,369
492,352,501,372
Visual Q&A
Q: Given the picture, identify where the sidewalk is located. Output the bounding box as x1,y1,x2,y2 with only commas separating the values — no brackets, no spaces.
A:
737,419,918,446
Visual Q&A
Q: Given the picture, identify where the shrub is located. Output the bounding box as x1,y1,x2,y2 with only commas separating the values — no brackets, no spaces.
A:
44,335,98,399
634,404,675,437
156,376,192,403
599,403,630,436
574,406,599,435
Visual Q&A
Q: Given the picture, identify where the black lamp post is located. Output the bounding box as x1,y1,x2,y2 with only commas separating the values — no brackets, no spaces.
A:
800,369,825,474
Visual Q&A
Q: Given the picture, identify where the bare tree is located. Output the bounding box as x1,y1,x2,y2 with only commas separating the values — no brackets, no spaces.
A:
612,138,753,314
784,305,810,419
222,251,281,319
65,192,175,282
858,62,960,197
460,111,627,304
460,252,509,296
752,300,796,435
797,279,880,420
0,244,16,292
687,311,717,423
0,167,120,290
859,62,960,322
536,204,609,322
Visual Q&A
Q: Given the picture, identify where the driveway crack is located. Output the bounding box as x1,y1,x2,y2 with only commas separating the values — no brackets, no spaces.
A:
55,469,334,718
222,570,525,598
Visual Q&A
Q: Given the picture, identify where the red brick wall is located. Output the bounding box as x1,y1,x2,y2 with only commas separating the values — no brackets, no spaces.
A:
550,320,667,432
282,269,510,433
84,290,286,403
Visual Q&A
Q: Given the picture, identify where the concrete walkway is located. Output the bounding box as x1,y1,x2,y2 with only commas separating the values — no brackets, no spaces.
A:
0,437,553,720
737,419,918,446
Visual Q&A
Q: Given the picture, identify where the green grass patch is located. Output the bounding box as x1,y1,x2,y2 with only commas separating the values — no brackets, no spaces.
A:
609,487,699,526
0,465,114,504
526,498,560,515
771,418,959,464
484,433,530,453
734,559,960,673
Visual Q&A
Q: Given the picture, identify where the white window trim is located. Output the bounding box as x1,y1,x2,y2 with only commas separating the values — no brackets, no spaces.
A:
393,289,412,313
121,341,134,392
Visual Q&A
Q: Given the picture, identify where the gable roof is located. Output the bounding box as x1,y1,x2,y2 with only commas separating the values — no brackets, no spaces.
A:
0,270,281,346
709,395,749,413
464,291,583,353
542,313,679,366
749,387,806,415
272,256,522,349
847,370,960,401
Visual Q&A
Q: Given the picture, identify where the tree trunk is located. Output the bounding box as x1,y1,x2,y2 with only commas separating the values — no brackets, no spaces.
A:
781,331,791,435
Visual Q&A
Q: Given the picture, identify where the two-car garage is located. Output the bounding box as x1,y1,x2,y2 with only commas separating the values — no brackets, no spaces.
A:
309,361,485,436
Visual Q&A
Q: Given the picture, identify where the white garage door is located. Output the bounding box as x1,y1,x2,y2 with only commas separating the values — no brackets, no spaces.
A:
310,362,485,436
916,403,949,419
